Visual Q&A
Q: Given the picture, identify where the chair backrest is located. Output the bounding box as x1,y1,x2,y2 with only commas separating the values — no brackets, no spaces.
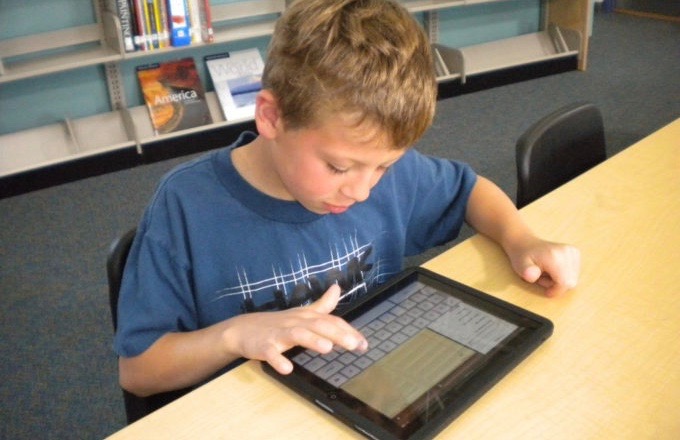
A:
106,228,190,424
515,102,607,208
107,228,137,332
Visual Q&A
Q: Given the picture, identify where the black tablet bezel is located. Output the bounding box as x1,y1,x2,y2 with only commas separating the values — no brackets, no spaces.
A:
262,267,553,440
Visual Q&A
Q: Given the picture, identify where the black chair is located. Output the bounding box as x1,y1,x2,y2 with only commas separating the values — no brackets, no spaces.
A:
515,102,607,208
106,228,191,424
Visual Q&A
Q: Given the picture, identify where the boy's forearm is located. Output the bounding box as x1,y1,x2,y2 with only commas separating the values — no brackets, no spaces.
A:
119,322,239,397
464,176,536,255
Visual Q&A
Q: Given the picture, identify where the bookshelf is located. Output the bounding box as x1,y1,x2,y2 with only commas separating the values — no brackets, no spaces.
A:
0,0,590,196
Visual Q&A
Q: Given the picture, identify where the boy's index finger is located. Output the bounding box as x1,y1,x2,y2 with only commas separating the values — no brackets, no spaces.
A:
307,283,341,314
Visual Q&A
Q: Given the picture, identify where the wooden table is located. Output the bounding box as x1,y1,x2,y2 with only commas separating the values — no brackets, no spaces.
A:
107,118,680,439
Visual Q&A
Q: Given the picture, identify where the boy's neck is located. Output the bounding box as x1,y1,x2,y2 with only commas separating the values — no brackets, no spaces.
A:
231,135,293,201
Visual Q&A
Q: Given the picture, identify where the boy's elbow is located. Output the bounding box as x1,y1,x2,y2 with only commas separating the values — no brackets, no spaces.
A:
118,356,156,398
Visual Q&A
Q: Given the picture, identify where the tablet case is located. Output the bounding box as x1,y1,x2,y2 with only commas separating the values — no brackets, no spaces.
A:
262,267,553,439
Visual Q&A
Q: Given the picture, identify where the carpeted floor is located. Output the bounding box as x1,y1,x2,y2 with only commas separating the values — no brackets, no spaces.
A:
615,0,680,18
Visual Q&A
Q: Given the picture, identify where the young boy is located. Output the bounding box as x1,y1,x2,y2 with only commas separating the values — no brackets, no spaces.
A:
114,0,580,398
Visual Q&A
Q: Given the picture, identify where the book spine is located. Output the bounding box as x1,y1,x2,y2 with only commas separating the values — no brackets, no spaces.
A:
144,0,160,49
151,0,167,48
158,0,170,48
167,0,192,46
132,0,150,50
128,0,141,50
186,0,202,43
116,0,136,52
136,62,163,135
199,0,213,43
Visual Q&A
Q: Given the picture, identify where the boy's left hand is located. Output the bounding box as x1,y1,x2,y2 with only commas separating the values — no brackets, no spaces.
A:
508,238,581,297
464,176,580,297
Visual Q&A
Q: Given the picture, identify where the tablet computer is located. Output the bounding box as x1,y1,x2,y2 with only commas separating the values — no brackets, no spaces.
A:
262,267,553,439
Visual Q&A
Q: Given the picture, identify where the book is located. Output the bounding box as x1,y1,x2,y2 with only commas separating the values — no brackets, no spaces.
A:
132,0,150,50
186,0,203,43
105,0,135,52
157,0,170,48
143,0,159,49
136,57,213,135
205,49,265,121
166,0,192,47
199,0,214,43
109,0,201,51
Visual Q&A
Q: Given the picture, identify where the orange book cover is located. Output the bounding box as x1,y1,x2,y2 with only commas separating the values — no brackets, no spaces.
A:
136,57,212,135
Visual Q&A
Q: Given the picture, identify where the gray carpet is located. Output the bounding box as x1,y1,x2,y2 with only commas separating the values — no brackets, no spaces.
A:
615,0,680,17
1,11,678,439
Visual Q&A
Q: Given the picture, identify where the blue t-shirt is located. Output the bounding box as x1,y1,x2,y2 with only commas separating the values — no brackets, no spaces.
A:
114,132,476,359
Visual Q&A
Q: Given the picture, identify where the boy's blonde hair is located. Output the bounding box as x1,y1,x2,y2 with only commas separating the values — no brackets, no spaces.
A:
263,0,437,150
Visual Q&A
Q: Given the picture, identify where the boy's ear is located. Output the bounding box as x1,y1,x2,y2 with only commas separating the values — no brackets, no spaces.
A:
254,89,283,139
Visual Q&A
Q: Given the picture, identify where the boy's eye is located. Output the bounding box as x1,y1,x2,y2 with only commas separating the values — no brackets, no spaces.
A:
327,163,348,174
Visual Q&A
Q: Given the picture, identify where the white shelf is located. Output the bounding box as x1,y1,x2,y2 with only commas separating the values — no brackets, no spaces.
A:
115,1,284,61
403,0,465,13
457,25,580,79
432,25,581,83
125,92,249,145
462,33,568,76
0,124,75,175
0,23,121,84
432,44,463,82
402,0,514,13
0,2,286,82
71,111,135,152
210,0,284,44
0,47,121,84
464,0,510,5
0,111,135,177
0,92,253,178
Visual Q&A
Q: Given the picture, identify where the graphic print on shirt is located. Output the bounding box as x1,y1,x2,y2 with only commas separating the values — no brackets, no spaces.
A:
214,235,392,313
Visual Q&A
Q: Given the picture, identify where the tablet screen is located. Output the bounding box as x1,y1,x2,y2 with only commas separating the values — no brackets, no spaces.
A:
294,280,519,420
264,268,553,439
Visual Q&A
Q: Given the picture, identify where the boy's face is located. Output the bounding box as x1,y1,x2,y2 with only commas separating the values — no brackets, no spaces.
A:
270,116,405,215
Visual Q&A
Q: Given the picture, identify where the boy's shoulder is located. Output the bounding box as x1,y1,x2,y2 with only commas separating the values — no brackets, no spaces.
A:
386,149,477,196
393,148,469,176
158,131,257,190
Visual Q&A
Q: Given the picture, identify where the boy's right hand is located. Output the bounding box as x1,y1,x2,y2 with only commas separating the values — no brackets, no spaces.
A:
224,284,368,375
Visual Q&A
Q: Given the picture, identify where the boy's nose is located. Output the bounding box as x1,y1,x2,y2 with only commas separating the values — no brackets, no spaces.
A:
341,175,372,203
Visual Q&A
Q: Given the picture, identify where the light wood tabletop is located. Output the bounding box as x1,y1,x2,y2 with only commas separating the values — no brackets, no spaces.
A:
107,118,680,440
